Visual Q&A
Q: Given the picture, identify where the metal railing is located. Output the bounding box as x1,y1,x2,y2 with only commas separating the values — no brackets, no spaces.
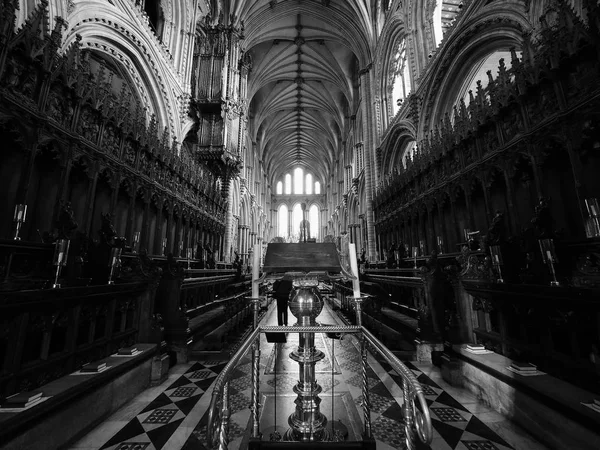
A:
206,299,433,450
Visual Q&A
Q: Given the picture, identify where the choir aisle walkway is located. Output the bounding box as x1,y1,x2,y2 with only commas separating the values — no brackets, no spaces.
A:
69,302,548,450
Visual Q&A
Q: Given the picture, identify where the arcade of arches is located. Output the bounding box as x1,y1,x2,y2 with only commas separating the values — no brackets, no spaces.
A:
0,1,600,450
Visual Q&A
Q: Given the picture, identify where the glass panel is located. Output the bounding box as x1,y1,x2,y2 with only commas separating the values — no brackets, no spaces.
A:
305,174,313,195
276,181,283,195
315,181,321,194
285,174,292,195
294,167,303,194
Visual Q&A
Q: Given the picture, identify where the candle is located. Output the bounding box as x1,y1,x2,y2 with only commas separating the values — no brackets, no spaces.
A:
437,236,444,253
162,237,167,255
13,204,27,222
348,243,361,298
585,198,599,217
132,231,140,252
413,246,418,258
52,239,70,288
53,239,70,266
54,239,69,266
109,247,122,267
187,248,193,259
252,243,260,298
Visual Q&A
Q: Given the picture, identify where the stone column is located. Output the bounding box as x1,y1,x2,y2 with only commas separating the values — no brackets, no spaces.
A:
222,176,234,262
359,67,377,261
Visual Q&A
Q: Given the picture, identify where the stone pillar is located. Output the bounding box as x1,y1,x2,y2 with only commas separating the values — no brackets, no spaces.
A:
222,176,234,262
360,66,378,262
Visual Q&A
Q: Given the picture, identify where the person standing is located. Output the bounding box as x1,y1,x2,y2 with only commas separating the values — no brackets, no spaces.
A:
273,277,293,326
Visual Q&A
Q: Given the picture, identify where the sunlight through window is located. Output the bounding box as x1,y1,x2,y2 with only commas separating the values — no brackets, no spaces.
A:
278,204,288,238
294,167,304,194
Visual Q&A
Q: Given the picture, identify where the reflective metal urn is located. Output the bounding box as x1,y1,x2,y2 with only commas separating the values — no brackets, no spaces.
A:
285,283,329,441
288,285,324,324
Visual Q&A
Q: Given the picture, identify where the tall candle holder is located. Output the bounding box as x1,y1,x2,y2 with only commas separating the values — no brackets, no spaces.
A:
412,246,418,269
186,247,193,270
437,236,444,254
489,245,504,283
13,204,27,240
463,228,471,243
107,247,122,285
419,239,425,256
162,237,168,256
131,231,140,253
539,239,560,287
585,198,600,237
52,239,70,289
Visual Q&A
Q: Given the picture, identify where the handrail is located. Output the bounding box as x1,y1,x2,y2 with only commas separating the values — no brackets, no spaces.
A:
206,322,433,449
362,326,433,446
206,326,261,448
260,325,361,334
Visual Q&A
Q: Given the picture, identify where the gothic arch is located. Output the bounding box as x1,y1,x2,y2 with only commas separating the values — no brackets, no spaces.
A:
419,7,531,133
63,3,181,140
380,119,416,171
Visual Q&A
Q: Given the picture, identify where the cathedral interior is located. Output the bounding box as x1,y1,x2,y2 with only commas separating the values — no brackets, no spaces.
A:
1,0,600,449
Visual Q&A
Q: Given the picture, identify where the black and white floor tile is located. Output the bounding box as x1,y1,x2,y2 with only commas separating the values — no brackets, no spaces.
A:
70,303,547,450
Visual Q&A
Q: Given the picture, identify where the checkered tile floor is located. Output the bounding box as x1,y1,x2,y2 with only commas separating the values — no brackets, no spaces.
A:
97,361,226,450
75,303,544,450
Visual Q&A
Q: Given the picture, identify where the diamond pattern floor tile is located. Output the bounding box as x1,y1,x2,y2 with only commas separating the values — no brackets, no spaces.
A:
92,304,535,450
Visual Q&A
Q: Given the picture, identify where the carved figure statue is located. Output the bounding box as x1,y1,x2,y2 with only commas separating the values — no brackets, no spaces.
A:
531,197,554,238
56,201,78,240
386,242,397,268
487,210,505,246
99,212,117,245
204,242,215,269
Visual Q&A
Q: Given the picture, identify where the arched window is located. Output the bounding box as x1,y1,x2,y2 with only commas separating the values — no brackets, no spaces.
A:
309,204,319,241
432,1,461,45
461,50,517,107
292,203,303,240
144,0,165,39
315,181,321,194
278,205,288,238
285,174,292,195
305,174,313,195
401,141,417,168
276,181,283,195
294,167,303,194
391,39,411,116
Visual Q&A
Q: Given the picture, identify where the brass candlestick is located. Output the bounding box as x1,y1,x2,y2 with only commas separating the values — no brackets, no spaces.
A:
108,247,122,285
585,198,600,237
539,239,560,287
132,231,140,253
52,239,70,289
437,236,444,254
412,246,418,269
13,204,27,240
489,245,504,283
186,247,193,269
162,237,168,256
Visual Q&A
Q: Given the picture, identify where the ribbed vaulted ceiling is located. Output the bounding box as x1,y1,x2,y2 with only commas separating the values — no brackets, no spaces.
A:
221,0,375,186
